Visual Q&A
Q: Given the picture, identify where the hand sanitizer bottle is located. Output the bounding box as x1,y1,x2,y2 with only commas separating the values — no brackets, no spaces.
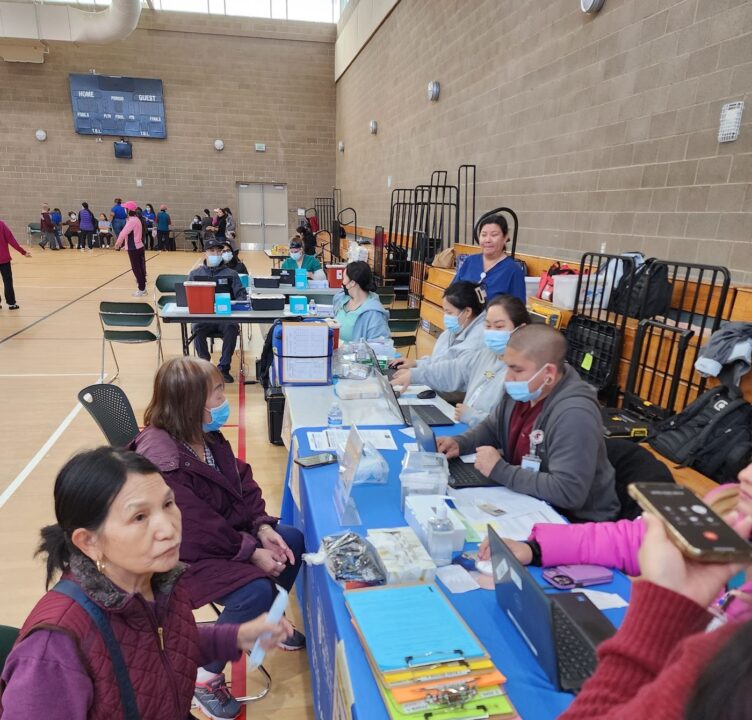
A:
427,503,453,567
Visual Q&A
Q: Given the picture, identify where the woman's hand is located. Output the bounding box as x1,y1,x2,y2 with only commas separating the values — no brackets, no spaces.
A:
236,613,293,652
638,512,746,608
389,358,416,370
390,369,411,387
477,536,533,565
251,548,286,577
259,527,295,565
475,446,502,477
454,403,469,421
436,436,460,459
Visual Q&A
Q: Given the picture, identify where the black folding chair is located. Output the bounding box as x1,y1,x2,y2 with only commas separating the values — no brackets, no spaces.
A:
77,384,140,448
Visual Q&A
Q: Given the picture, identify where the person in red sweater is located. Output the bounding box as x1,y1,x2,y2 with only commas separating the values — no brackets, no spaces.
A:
0,219,32,310
561,510,752,720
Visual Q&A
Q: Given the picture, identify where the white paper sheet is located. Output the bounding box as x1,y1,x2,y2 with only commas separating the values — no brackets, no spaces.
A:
307,428,397,452
577,589,629,610
281,323,329,383
436,564,481,594
460,453,477,463
398,427,416,438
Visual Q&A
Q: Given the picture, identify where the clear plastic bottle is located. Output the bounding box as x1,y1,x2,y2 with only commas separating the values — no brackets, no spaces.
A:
327,401,343,428
308,298,317,316
427,504,454,566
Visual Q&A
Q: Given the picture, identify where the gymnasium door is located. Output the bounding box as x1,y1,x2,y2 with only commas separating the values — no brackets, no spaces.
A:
237,183,288,251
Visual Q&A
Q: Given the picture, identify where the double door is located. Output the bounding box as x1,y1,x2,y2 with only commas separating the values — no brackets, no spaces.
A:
237,183,288,250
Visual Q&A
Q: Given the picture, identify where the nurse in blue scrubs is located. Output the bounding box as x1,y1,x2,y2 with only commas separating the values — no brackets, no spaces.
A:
452,214,526,303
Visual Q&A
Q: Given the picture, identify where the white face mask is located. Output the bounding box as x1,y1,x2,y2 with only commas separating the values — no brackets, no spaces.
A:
290,251,302,261
221,251,233,263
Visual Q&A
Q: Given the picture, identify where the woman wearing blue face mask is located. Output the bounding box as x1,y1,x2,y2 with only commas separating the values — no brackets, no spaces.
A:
281,237,321,277
389,281,486,372
132,356,306,717
391,295,529,427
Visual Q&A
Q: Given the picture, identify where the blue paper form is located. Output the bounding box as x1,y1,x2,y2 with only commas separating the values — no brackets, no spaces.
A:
345,584,485,671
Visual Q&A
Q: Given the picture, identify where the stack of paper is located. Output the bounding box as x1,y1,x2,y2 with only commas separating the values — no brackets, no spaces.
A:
345,584,516,719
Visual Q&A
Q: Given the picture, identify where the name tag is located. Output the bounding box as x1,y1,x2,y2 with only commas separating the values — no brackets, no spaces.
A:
521,454,541,471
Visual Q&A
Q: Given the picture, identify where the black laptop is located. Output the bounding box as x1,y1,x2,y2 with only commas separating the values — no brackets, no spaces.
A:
410,408,495,488
371,361,454,427
174,281,187,307
271,268,294,285
488,527,615,693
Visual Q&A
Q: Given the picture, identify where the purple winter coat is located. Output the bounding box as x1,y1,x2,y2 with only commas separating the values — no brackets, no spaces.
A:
131,426,279,608
78,208,96,232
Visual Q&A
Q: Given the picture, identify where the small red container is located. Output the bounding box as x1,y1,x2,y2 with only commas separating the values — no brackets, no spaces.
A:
184,281,215,314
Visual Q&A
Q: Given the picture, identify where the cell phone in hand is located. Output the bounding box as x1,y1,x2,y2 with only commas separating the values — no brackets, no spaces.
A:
294,452,337,468
629,482,752,563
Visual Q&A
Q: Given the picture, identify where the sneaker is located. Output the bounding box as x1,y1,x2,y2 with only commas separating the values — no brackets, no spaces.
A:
9,304,19,310
278,628,306,651
132,289,147,297
193,673,240,720
219,368,234,384
38,242,45,251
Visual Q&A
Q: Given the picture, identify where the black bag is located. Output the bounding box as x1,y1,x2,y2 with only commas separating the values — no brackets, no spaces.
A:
649,385,752,484
610,259,673,319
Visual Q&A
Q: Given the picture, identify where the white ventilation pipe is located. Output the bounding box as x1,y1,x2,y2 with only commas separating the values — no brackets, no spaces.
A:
0,0,141,46
68,0,142,44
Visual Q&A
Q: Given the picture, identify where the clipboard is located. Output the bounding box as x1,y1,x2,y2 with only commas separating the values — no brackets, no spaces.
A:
344,584,485,673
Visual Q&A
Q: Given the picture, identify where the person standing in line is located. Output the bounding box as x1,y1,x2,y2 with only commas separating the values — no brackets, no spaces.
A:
109,198,127,240
50,208,63,250
39,204,56,251
223,207,236,246
143,203,156,250
200,208,212,250
156,204,172,251
115,201,148,297
77,202,97,252
0,218,32,310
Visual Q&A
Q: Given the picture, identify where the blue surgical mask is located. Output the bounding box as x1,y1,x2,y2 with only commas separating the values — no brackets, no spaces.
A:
203,399,230,432
505,366,547,403
221,251,233,263
290,251,302,261
207,254,222,267
444,314,461,334
484,329,512,355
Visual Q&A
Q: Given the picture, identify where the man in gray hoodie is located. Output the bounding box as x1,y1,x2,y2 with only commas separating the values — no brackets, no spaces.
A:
438,324,619,522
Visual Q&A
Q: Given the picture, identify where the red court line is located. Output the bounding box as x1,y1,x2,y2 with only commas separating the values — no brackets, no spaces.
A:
233,368,247,714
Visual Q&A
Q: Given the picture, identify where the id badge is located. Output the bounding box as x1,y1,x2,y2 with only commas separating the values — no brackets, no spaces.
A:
521,454,541,471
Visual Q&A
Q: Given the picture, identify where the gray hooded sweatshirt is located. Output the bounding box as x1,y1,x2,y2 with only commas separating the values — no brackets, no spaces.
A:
455,365,619,522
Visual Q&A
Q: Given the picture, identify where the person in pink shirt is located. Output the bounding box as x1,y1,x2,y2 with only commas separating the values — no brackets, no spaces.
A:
478,463,752,624
0,219,32,310
115,201,147,297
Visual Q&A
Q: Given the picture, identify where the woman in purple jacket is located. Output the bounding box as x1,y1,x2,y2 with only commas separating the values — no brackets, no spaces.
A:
478,465,752,624
77,202,97,251
0,447,291,720
131,356,305,718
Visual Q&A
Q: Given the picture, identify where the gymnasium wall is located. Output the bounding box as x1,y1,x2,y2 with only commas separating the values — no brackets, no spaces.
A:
0,11,336,239
335,0,752,283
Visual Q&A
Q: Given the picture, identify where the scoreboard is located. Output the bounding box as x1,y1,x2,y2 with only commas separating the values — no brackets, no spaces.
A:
69,74,167,139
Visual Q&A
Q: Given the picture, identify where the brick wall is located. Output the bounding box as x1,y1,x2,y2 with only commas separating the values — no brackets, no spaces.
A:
0,11,336,241
335,0,752,283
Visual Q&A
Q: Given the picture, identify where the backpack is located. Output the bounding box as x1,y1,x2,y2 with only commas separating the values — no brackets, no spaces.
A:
609,258,673,319
648,385,752,484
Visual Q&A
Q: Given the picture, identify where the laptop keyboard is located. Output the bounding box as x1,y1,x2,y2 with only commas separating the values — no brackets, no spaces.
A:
447,457,491,488
403,403,452,426
552,603,597,689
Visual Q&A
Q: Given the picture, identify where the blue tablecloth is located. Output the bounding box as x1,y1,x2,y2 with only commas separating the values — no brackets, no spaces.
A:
280,425,631,720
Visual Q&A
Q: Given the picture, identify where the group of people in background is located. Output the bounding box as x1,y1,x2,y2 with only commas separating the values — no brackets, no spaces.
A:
188,207,237,252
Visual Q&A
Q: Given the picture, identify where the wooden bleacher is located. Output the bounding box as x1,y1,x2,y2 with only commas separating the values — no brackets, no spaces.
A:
347,226,751,498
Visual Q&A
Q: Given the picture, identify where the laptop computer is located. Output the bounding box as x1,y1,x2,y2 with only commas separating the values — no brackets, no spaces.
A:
488,526,615,693
174,282,187,308
369,357,454,427
271,268,294,285
410,408,495,488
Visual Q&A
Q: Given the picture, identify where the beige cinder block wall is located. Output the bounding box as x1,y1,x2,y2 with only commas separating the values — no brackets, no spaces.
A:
0,11,336,241
335,0,752,283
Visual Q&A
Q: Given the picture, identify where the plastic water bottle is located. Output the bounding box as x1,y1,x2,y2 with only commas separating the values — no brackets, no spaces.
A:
427,504,454,567
308,298,317,316
327,401,343,428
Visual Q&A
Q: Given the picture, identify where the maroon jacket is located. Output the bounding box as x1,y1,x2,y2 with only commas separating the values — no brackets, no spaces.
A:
131,426,279,608
0,555,203,720
0,221,28,265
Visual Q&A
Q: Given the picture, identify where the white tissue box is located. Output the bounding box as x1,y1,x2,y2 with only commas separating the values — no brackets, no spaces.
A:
366,527,437,584
404,495,467,553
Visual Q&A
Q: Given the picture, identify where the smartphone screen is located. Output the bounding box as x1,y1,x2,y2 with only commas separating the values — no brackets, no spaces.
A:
294,452,337,468
629,483,752,562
